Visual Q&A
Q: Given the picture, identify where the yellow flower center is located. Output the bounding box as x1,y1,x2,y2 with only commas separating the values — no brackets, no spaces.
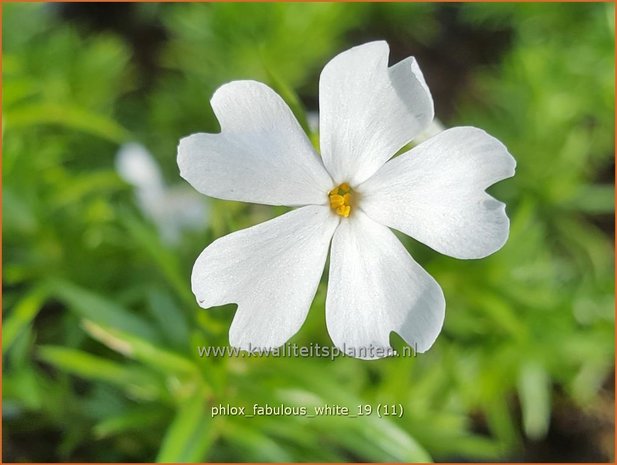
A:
328,183,353,218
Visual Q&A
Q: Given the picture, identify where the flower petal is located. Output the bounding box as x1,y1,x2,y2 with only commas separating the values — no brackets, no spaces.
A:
116,142,164,191
178,80,333,206
359,127,516,259
319,41,434,186
326,211,445,359
192,205,339,350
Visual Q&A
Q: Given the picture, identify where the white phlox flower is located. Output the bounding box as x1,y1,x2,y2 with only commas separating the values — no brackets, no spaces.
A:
116,142,209,244
178,41,516,359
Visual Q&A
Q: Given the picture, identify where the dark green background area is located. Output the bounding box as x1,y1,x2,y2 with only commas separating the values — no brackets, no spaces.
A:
3,2,614,462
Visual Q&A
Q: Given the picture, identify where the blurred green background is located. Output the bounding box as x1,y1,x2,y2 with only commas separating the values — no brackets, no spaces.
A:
3,2,615,462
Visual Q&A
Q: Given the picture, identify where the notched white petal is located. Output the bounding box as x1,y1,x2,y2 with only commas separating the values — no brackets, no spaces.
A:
326,211,445,360
319,41,434,185
178,80,332,207
360,126,516,259
389,56,434,128
192,206,339,350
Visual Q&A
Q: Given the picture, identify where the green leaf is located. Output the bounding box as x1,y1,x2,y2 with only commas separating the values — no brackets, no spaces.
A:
566,184,615,214
6,103,130,143
2,187,38,235
264,66,311,137
473,292,526,338
518,361,551,440
51,171,126,207
224,423,293,462
51,280,159,343
362,416,433,462
94,406,169,439
2,76,39,108
3,285,48,351
121,213,195,309
82,320,197,376
37,346,161,401
3,366,44,410
157,391,215,462
147,287,190,350
485,395,519,449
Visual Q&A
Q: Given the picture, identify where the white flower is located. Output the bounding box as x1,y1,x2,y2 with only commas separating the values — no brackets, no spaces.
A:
178,41,515,359
116,142,209,244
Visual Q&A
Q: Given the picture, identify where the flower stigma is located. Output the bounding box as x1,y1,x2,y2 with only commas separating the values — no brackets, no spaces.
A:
328,183,353,218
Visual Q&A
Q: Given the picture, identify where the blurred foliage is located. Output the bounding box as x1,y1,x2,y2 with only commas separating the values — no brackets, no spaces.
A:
3,2,614,462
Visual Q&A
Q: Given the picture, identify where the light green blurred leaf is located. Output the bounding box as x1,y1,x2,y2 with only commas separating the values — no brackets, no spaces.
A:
224,423,293,462
566,184,614,214
51,171,126,207
518,361,551,440
157,391,215,462
82,320,197,376
51,280,159,343
3,285,48,351
94,406,168,439
3,187,38,235
6,103,130,142
37,345,162,400
3,366,44,410
147,288,190,350
265,66,311,136
121,214,195,309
